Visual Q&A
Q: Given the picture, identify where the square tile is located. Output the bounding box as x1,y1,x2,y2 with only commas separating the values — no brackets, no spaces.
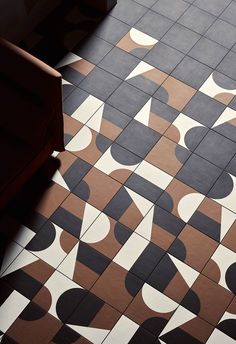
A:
79,67,122,101
86,103,131,141
220,1,236,26
135,205,185,251
176,153,222,194
169,224,219,271
110,0,147,26
183,91,226,127
98,47,139,79
134,0,157,7
217,51,236,82
125,62,168,95
73,36,113,64
164,113,208,151
113,232,165,280
154,76,197,111
103,185,153,230
116,120,161,158
152,0,190,21
63,114,83,145
117,28,158,59
144,42,185,74
205,19,236,49
212,107,236,142
194,0,231,16
178,5,216,35
147,253,199,303
125,160,173,202
226,154,236,177
146,136,191,176
91,261,144,312
73,167,122,211
229,96,236,111
171,56,213,89
107,82,150,118
94,15,130,45
188,37,228,69
161,23,200,54
94,143,142,184
65,126,112,165
135,10,174,40
222,219,236,253
181,274,233,325
202,244,236,294
195,130,236,169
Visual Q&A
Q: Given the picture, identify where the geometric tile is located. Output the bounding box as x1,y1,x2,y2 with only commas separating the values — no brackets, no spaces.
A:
220,1,236,26
135,205,185,251
164,113,208,151
194,0,231,16
212,107,236,142
94,15,130,45
176,153,222,194
181,274,233,325
205,19,236,49
110,0,147,26
169,224,219,272
216,51,236,82
217,297,236,341
146,136,191,177
117,27,158,59
202,245,236,294
72,167,122,211
154,76,197,111
206,328,236,344
152,0,190,21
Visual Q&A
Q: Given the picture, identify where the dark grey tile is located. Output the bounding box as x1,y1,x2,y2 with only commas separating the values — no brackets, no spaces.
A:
161,23,201,54
73,36,113,64
110,0,147,26
194,0,231,16
63,88,89,115
94,16,130,45
205,19,236,49
188,37,228,69
116,120,160,158
144,42,185,74
220,1,236,26
229,96,236,111
79,67,122,101
152,0,190,21
183,91,226,127
98,47,139,79
178,5,216,35
195,130,236,168
226,154,236,177
134,0,157,7
232,43,236,53
171,56,213,89
176,153,222,194
216,51,236,81
135,10,174,40
107,82,150,117
207,171,234,200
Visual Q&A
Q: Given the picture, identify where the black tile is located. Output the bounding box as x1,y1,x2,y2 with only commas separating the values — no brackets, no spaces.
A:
194,0,231,16
161,23,200,54
116,120,160,158
153,206,186,236
63,88,89,115
176,153,222,194
73,35,113,64
110,0,147,26
79,67,122,101
152,0,190,21
135,10,174,40
183,91,225,127
98,47,139,79
94,15,130,45
216,51,236,81
50,207,82,239
208,171,235,200
64,158,92,190
188,37,228,69
195,130,236,169
171,56,213,89
129,327,156,344
178,5,216,35
125,173,164,202
205,19,236,49
107,82,150,118
144,42,185,74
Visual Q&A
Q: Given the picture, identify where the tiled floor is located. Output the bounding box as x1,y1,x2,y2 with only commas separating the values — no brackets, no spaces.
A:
1,0,236,343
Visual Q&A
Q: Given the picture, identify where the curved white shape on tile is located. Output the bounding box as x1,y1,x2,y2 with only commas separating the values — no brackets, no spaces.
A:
177,193,205,222
82,212,110,243
66,126,93,152
142,283,178,313
130,28,158,46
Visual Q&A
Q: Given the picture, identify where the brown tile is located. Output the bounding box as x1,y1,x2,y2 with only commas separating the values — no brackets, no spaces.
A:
63,114,83,138
182,274,234,325
70,59,95,75
222,221,236,253
169,224,219,272
146,136,190,176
